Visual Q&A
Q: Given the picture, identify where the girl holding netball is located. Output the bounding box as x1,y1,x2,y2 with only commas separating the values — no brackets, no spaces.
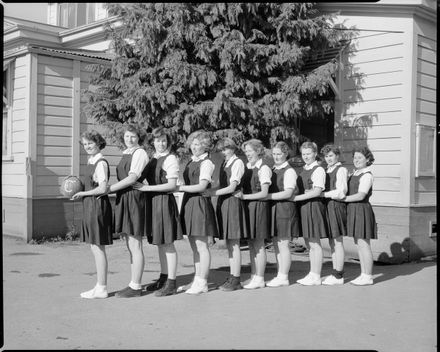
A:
72,130,113,299
265,141,299,287
106,124,149,298
342,146,377,285
234,139,272,290
133,127,183,296
204,137,246,291
293,141,328,286
320,144,348,285
178,130,218,294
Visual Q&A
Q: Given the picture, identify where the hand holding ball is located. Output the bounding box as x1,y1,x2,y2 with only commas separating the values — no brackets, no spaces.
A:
60,176,84,198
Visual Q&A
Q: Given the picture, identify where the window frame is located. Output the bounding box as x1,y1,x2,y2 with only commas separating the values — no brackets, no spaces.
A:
415,123,436,177
3,60,14,162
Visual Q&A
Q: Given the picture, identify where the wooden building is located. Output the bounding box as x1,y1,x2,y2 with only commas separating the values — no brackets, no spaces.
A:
2,1,436,263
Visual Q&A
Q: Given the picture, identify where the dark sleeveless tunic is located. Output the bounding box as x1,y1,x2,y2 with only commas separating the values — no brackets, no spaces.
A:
297,164,328,238
216,157,247,240
114,148,149,237
144,154,183,245
241,161,271,240
269,164,300,239
346,171,377,239
324,165,347,238
180,156,218,237
80,158,113,245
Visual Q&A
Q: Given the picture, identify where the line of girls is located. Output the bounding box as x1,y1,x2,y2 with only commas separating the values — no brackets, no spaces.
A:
72,124,377,299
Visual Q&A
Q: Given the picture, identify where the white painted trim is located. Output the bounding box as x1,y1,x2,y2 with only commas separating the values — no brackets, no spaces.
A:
399,17,417,207
72,60,81,177
27,53,38,200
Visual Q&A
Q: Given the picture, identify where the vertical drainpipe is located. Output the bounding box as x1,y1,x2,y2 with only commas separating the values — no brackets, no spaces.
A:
72,60,81,232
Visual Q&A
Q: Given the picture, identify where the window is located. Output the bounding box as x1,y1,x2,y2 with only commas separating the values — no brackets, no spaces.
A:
58,3,108,29
415,124,436,177
3,60,13,160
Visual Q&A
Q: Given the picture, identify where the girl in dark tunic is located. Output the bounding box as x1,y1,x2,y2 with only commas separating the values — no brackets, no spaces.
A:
106,124,149,298
178,130,217,295
265,142,299,288
342,146,377,286
234,139,272,290
321,144,348,285
133,127,183,296
293,141,328,286
204,137,246,291
72,130,112,299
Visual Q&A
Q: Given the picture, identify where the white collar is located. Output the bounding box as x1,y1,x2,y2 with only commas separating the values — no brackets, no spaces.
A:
247,158,263,169
304,160,319,170
326,161,342,172
154,150,170,159
88,152,103,164
225,154,238,167
192,152,208,162
354,166,372,175
123,146,140,154
273,161,289,170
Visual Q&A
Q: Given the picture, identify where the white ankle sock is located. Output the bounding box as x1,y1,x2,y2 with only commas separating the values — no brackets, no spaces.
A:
95,284,107,291
277,273,288,280
309,272,320,280
253,275,264,283
129,281,141,290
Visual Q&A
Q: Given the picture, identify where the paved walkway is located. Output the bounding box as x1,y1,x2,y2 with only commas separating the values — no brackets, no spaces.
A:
1,235,437,351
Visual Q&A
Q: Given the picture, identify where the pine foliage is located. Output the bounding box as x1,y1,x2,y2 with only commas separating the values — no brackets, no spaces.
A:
83,3,354,154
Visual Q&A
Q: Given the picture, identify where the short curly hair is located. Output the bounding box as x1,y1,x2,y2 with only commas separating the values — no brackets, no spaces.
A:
151,126,172,147
242,139,265,158
321,144,341,156
300,141,318,153
120,124,146,146
186,130,212,151
272,141,291,159
80,130,106,150
352,146,375,166
216,137,238,152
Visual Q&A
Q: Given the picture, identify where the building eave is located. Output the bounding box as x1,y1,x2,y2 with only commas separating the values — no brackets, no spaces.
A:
318,2,437,23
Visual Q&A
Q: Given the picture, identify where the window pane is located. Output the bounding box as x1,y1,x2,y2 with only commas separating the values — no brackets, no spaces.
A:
77,3,86,26
87,3,96,24
3,111,8,155
68,3,76,28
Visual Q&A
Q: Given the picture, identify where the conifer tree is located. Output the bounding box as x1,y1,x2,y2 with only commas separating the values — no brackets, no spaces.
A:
84,3,354,154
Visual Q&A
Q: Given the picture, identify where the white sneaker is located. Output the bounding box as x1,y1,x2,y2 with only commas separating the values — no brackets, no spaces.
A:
185,280,208,295
266,276,289,287
296,273,321,286
350,274,373,286
177,282,193,293
80,287,108,299
243,278,265,289
322,275,344,286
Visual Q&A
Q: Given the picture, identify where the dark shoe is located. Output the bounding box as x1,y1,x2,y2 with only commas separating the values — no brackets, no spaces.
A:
219,276,242,292
146,276,167,292
155,280,177,297
115,286,142,298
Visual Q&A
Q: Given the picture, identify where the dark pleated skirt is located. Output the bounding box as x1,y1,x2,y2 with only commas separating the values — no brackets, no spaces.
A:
216,195,247,240
114,189,146,237
299,198,328,239
80,195,113,245
147,193,183,245
270,200,300,240
244,200,271,240
180,194,218,237
346,202,377,239
326,199,347,238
